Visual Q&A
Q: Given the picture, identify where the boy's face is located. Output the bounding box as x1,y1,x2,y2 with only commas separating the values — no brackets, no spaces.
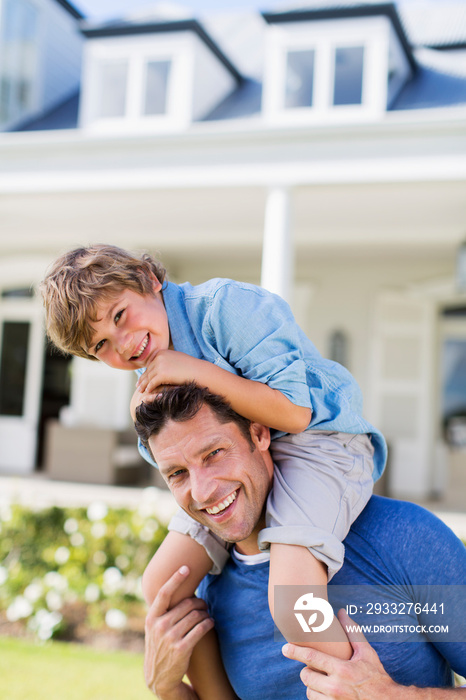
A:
86,276,170,370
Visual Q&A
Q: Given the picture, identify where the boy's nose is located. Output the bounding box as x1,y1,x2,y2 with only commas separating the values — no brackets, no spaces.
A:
115,332,132,356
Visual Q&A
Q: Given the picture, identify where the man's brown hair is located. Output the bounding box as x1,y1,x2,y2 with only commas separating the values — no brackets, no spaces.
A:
39,244,166,360
135,383,254,463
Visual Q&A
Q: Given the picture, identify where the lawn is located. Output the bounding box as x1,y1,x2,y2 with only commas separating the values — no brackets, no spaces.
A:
0,636,152,700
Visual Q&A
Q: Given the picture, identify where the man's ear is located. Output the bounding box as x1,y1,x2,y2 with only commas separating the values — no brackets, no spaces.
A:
249,422,271,452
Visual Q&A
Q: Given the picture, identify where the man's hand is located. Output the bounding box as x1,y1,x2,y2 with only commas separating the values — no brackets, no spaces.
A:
144,566,215,699
137,350,205,400
282,609,400,700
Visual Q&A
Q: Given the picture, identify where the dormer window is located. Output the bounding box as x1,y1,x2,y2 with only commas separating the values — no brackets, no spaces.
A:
79,19,241,132
263,7,414,124
144,59,171,115
285,49,315,108
98,60,128,118
333,46,364,106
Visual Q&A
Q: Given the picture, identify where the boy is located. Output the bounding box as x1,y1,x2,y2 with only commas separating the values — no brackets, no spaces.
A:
40,244,387,662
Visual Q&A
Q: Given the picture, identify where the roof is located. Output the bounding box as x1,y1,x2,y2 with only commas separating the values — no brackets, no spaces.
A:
14,92,80,132
54,0,84,20
13,1,466,132
398,0,466,49
262,2,416,71
80,17,243,84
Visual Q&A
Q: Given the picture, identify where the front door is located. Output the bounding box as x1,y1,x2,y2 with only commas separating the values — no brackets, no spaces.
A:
369,291,438,500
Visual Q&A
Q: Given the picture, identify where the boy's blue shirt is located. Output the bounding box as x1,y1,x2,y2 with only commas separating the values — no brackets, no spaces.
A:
137,278,387,479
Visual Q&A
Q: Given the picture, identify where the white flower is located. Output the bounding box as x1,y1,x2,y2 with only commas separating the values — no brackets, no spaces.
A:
46,590,62,612
102,567,123,595
70,532,84,547
93,551,107,566
84,583,100,603
24,582,43,603
91,522,107,539
29,609,62,640
140,519,159,542
115,523,130,539
64,518,78,534
87,502,108,522
54,546,70,565
7,596,33,621
44,572,68,592
115,555,130,571
105,609,127,630
0,565,8,586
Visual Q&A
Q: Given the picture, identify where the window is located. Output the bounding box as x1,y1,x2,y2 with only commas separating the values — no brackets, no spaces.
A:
333,46,364,106
98,60,128,119
144,60,171,116
285,50,315,109
0,0,39,124
0,321,30,416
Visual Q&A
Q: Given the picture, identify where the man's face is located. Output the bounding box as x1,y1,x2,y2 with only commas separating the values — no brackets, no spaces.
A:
149,406,274,553
86,275,170,370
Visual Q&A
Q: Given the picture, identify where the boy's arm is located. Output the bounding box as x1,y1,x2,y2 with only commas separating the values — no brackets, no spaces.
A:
136,350,311,434
144,567,238,700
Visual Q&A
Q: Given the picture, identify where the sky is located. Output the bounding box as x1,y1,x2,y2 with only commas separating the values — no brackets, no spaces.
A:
74,0,450,23
74,1,286,22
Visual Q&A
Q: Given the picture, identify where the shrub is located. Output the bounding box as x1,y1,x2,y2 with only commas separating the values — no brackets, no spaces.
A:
0,498,168,643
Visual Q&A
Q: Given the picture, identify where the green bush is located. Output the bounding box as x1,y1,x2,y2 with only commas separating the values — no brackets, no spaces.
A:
0,499,168,642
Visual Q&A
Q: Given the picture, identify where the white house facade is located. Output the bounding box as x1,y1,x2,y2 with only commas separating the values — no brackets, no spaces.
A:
1,0,466,501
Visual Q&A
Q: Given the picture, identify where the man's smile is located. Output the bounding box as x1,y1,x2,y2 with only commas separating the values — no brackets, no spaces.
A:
204,489,238,516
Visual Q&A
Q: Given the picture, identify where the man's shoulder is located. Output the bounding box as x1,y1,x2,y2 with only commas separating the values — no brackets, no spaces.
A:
341,495,465,586
351,495,449,548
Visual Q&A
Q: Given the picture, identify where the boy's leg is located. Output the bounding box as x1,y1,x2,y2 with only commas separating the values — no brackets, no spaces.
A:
262,431,375,659
262,431,374,579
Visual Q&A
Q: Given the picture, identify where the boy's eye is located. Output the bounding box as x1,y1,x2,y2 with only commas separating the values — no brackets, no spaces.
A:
95,339,106,353
114,309,124,323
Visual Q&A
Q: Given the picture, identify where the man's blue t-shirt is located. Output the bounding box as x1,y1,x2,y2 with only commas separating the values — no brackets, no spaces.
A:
198,496,466,699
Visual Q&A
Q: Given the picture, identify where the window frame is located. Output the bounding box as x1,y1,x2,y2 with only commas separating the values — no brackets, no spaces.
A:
80,34,191,132
262,17,389,124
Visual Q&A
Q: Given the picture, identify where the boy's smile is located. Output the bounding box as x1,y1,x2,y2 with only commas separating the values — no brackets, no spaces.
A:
87,277,170,370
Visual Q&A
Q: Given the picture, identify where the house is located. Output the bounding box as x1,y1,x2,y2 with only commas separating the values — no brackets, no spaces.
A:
1,0,466,500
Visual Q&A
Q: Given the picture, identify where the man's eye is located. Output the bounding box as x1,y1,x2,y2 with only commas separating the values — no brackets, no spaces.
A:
208,449,222,458
169,469,185,479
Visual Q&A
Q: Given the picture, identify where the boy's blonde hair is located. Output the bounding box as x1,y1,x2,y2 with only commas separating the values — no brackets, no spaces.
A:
40,244,166,360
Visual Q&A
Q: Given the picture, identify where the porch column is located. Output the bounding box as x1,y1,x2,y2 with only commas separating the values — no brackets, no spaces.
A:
261,187,294,304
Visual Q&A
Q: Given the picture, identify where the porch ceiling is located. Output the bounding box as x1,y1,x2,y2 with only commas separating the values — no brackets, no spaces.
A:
0,179,464,264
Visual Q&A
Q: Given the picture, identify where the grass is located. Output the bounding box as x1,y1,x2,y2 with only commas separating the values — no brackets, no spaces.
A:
0,636,152,700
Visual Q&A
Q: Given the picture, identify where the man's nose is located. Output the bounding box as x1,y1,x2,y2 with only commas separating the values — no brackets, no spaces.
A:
190,470,217,507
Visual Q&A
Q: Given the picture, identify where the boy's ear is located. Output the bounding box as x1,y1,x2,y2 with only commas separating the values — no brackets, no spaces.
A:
150,273,162,294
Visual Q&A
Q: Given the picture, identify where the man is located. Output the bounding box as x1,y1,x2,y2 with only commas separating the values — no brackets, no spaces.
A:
135,384,466,699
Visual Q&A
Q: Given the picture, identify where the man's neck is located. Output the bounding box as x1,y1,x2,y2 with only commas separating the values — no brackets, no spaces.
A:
234,519,265,556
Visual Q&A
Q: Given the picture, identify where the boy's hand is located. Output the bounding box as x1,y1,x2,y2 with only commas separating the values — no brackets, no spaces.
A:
137,350,205,398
